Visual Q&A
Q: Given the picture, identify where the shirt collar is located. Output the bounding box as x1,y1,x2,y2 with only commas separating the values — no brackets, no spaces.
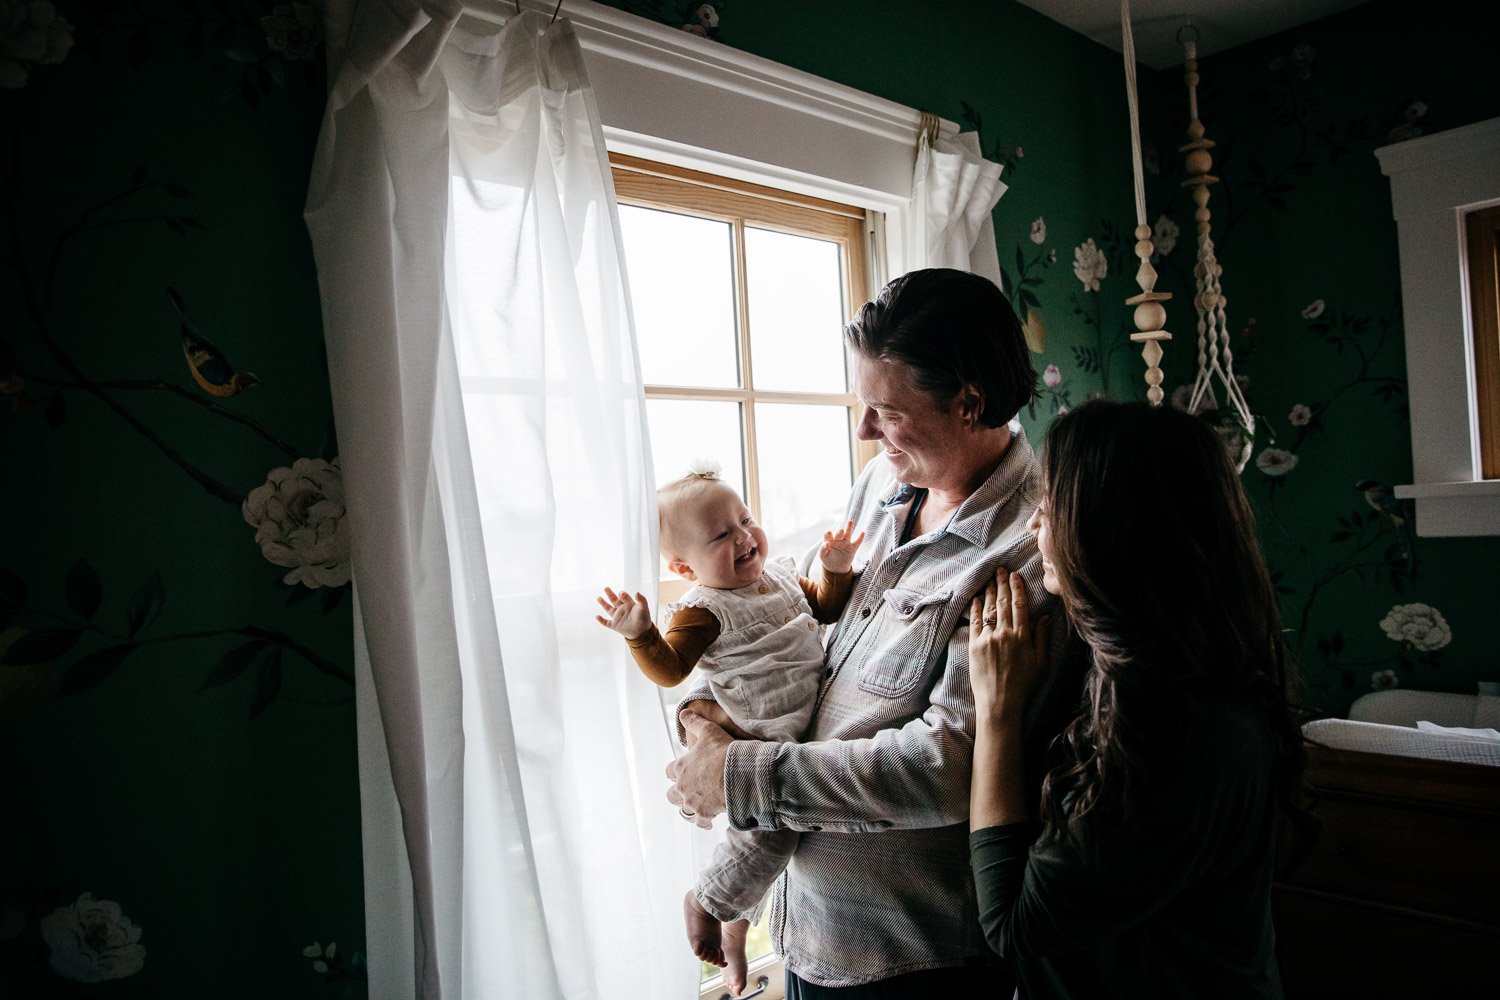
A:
878,425,1038,546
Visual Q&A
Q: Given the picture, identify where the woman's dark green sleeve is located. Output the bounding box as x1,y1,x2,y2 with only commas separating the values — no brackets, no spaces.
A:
970,822,1041,960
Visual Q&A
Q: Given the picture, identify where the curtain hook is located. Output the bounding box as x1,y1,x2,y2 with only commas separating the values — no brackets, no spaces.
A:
550,0,564,23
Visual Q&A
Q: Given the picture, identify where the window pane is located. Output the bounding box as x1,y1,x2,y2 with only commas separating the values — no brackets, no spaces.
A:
619,205,739,388
745,227,848,393
755,403,853,563
644,399,746,498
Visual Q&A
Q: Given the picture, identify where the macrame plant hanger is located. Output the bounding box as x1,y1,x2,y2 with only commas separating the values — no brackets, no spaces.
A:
1178,23,1254,468
1118,2,1255,469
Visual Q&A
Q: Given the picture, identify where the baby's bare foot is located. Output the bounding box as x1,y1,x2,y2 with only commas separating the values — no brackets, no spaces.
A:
721,917,750,996
683,890,725,968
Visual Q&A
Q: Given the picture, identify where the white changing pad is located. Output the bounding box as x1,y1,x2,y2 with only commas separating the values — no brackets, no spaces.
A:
1302,718,1500,767
1348,689,1500,729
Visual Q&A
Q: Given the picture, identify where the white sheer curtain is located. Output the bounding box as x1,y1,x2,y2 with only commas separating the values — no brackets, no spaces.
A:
303,3,693,998
907,129,1007,286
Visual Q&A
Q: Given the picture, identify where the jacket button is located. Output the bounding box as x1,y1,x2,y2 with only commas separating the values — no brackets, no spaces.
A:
783,614,792,623
758,584,769,594
807,622,816,630
860,608,871,618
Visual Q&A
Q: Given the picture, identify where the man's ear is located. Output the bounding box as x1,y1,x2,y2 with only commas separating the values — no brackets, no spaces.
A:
957,383,985,427
667,558,697,582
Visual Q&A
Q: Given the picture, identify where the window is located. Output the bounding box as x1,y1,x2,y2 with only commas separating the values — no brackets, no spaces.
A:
610,155,875,999
612,154,877,590
1464,203,1500,480
1376,117,1500,535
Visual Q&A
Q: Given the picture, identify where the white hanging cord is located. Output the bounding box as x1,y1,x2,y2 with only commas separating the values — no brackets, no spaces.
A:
1121,0,1148,229
1120,0,1171,405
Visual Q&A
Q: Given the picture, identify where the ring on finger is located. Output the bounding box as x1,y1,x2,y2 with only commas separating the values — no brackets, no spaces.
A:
679,807,696,819
982,617,997,628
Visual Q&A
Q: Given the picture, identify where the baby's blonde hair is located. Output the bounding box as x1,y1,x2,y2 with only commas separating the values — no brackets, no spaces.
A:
657,467,732,558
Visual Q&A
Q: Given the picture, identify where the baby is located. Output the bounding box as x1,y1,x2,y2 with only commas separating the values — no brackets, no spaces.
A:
595,466,862,994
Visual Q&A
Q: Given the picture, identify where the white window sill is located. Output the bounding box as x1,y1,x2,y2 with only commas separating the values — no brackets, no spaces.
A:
1394,480,1500,536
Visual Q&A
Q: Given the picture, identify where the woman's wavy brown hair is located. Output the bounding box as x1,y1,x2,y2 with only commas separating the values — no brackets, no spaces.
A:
1036,400,1305,850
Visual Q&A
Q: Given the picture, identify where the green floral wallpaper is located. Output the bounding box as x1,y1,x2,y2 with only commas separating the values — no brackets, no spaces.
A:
1158,0,1500,712
2,0,1495,995
1,2,362,997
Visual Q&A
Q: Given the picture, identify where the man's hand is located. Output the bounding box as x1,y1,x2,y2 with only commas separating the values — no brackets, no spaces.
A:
819,520,865,575
678,699,755,740
666,714,733,829
594,586,652,640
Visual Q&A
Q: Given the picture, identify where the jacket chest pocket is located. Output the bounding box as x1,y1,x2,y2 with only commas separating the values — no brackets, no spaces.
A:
855,587,953,698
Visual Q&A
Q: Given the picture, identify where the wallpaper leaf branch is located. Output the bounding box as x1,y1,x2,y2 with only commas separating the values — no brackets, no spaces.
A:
2,2,360,995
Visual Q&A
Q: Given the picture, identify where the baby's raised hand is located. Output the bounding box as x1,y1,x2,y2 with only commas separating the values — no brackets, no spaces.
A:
820,520,865,574
595,587,653,640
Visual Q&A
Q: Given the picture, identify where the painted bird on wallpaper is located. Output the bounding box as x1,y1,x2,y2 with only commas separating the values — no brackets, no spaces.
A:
166,287,260,397
1356,479,1417,579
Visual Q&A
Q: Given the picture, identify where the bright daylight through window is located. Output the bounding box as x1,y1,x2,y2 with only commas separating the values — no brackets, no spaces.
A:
610,155,875,990
611,156,876,587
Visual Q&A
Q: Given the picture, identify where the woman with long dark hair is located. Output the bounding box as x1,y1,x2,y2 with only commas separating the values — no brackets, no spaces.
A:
967,400,1303,999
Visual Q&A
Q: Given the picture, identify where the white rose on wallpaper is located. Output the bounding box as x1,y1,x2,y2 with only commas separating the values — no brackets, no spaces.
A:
1073,238,1107,292
40,893,146,982
1301,298,1325,319
1254,448,1298,477
0,0,75,90
1370,669,1399,691
694,4,719,28
261,2,321,61
243,457,350,588
1043,364,1062,389
1379,603,1452,652
1290,43,1315,79
1152,214,1179,257
1029,217,1046,245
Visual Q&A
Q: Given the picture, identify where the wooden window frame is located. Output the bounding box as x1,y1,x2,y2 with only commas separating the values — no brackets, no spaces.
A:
610,152,878,523
1464,204,1500,480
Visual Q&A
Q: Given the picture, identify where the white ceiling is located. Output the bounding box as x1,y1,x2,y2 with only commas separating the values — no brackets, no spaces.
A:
1015,0,1369,69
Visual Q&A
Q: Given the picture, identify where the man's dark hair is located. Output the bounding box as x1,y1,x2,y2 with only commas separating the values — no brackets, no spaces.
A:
843,268,1038,425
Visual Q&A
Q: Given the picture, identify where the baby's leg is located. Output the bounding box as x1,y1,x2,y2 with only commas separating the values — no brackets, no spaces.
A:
683,889,724,967
720,914,750,996
683,890,750,995
693,828,799,994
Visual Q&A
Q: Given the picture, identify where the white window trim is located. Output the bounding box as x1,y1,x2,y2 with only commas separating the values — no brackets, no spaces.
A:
1376,117,1500,536
463,0,959,286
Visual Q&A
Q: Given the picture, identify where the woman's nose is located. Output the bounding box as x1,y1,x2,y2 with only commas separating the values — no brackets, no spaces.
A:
1026,508,1041,534
856,406,879,440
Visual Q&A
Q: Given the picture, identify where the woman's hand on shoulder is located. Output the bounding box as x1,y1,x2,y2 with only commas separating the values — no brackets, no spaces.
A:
968,567,1050,725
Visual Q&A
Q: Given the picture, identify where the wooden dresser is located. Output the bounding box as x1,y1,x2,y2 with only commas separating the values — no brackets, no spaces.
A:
1274,743,1500,998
